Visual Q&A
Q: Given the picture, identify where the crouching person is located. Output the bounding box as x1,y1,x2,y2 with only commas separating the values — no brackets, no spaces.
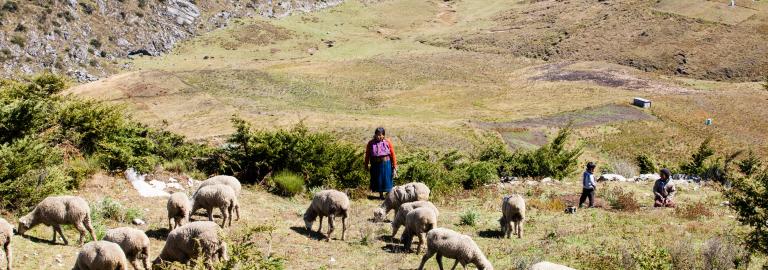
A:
653,168,676,208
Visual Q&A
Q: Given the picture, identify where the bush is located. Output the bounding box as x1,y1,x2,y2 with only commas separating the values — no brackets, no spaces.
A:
270,171,304,197
9,35,25,47
204,118,365,189
737,150,762,177
604,187,639,212
398,151,463,195
701,236,750,270
478,127,582,180
462,161,497,189
2,1,18,12
89,38,102,49
680,139,715,176
632,246,672,270
91,197,144,223
727,168,768,254
459,210,478,226
674,201,713,220
636,154,658,174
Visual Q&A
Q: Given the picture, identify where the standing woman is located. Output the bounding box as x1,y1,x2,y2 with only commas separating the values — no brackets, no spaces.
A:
365,127,398,199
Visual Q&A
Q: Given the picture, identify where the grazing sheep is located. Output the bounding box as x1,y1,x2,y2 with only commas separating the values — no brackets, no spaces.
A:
167,192,191,230
303,190,350,241
73,241,130,270
197,175,242,195
500,194,526,239
191,184,239,228
401,207,437,254
17,195,96,246
194,176,241,220
417,228,493,270
374,182,430,222
103,227,150,270
391,201,438,239
152,221,228,267
0,218,12,270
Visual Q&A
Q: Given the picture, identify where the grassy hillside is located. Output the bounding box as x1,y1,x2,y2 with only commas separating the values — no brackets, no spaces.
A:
69,0,768,167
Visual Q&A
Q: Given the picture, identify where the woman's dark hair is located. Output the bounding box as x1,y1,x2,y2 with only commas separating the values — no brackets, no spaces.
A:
374,127,386,136
660,168,671,179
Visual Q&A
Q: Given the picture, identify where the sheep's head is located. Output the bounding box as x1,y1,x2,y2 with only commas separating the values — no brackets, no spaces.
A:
303,211,316,230
17,215,32,236
373,208,386,222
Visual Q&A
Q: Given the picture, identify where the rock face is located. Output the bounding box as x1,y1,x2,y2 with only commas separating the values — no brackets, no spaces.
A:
0,0,344,82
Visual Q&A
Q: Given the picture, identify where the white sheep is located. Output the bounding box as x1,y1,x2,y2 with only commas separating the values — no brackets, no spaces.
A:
152,221,228,267
304,190,349,241
374,182,430,222
417,228,493,270
391,201,438,239
191,184,239,228
500,194,525,239
73,240,130,270
103,227,150,270
194,175,241,220
401,207,437,254
167,192,191,230
0,218,12,270
17,195,96,246
197,175,242,195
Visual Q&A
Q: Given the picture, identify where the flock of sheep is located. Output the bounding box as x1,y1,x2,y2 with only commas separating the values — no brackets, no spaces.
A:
0,176,529,270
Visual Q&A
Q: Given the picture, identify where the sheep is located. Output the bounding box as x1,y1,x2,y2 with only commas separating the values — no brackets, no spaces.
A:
196,175,242,196
401,207,437,254
194,175,241,220
103,227,150,270
391,201,438,239
167,192,191,230
500,194,526,239
374,182,430,222
17,195,96,246
152,221,228,267
303,190,350,241
0,218,12,270
417,228,493,270
191,184,239,228
73,241,130,270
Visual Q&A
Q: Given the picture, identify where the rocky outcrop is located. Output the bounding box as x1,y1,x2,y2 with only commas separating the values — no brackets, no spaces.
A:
0,0,344,82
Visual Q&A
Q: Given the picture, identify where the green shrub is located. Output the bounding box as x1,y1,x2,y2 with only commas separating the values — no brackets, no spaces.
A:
632,246,672,270
270,171,304,197
92,197,143,223
604,187,639,212
636,154,658,174
399,152,462,195
9,35,25,47
680,139,715,176
2,1,17,12
463,161,497,189
89,38,102,49
478,127,582,180
727,168,768,255
737,150,762,177
67,157,100,189
203,118,365,189
459,210,478,226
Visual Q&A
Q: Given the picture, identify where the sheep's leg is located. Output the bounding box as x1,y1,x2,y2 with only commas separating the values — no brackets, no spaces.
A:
5,241,11,270
219,206,228,228
518,221,524,239
391,224,400,240
341,216,346,241
317,216,323,233
74,221,89,245
84,213,96,243
129,258,142,270
449,259,460,270
228,203,234,227
169,217,173,230
326,214,336,241
417,249,436,270
207,207,214,222
416,233,424,254
235,204,240,221
54,225,68,245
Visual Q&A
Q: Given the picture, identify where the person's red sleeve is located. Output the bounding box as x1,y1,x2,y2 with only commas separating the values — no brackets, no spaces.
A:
387,139,397,168
364,141,371,168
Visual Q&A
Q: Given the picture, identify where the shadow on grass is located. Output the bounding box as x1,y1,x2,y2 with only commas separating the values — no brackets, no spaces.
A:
380,243,407,254
145,228,170,240
477,229,503,239
367,195,385,200
378,235,398,243
20,234,64,245
289,226,328,241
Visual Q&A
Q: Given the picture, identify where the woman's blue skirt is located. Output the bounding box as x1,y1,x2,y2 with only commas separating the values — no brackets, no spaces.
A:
370,159,393,193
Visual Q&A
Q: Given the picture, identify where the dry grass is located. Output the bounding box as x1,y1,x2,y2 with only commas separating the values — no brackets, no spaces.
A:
7,174,764,269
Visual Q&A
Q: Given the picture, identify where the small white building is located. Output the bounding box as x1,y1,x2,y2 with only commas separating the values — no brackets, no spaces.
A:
633,97,651,108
